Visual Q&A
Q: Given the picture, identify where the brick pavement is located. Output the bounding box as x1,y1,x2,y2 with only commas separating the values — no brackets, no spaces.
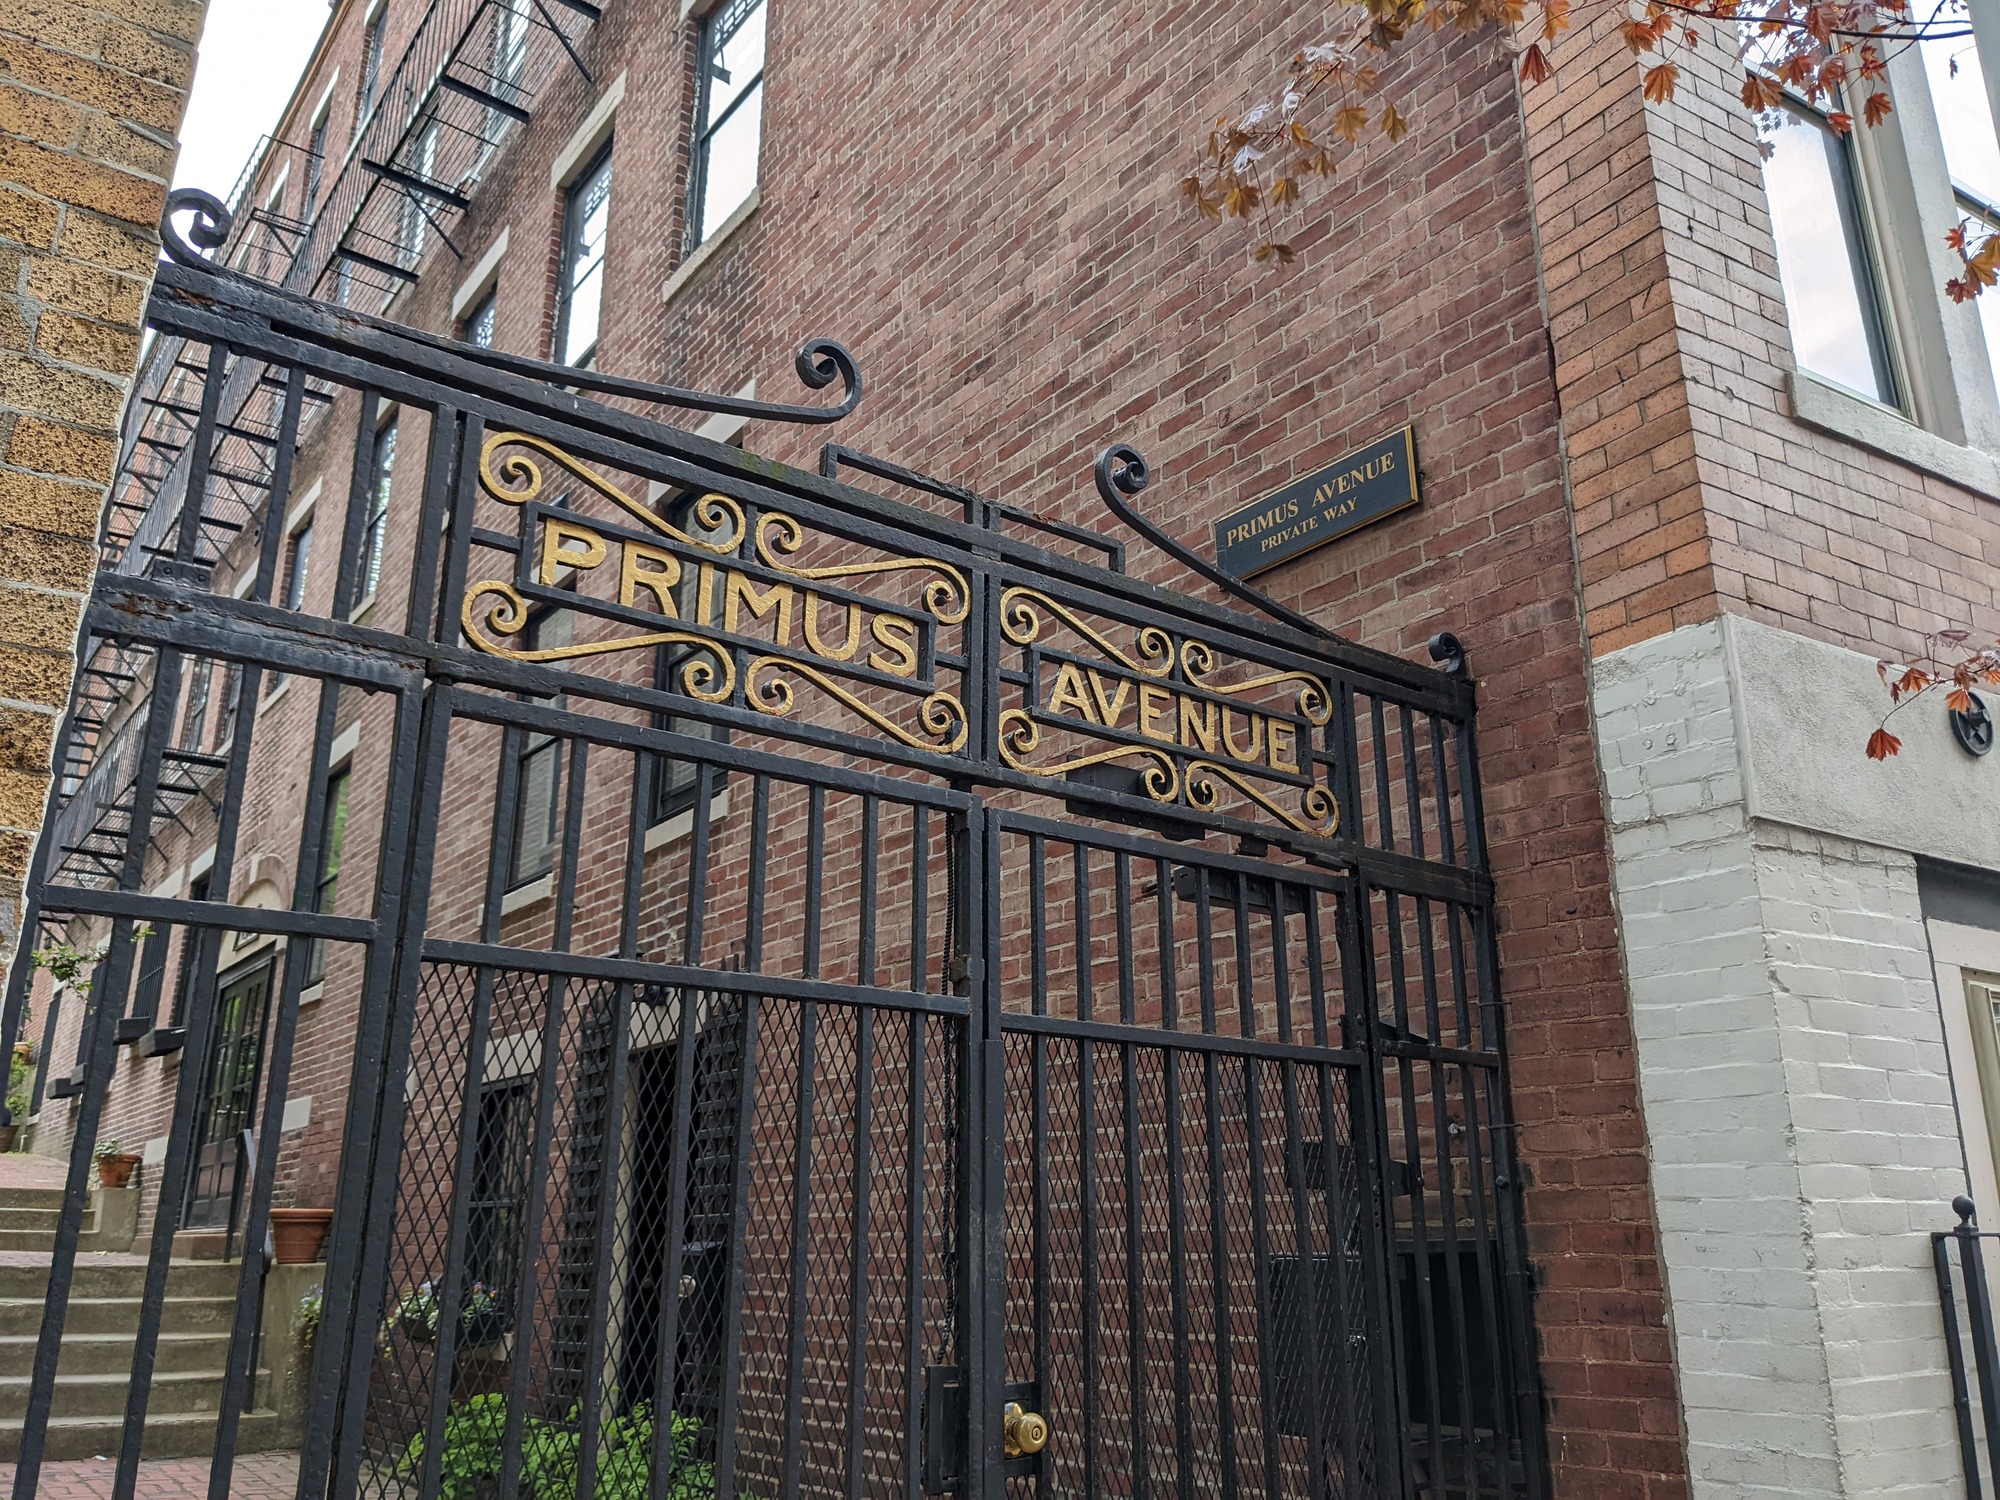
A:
0,1452,299,1498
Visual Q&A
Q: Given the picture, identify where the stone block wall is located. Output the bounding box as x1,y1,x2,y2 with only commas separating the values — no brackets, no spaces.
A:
0,0,206,969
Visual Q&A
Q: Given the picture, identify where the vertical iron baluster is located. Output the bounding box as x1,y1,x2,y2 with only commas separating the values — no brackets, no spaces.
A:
1194,865,1238,1500
1271,890,1329,1500
900,1008,929,1500
1079,1029,1100,1500
778,1002,821,1500
845,1001,878,1500
1030,835,1051,1492
860,795,879,986
400,405,460,638
1074,842,1092,1024
713,996,764,1500
19,658,183,1499
1959,1214,2000,1485
651,761,720,1500
1232,880,1280,1500
1029,834,1047,1016
1302,892,1363,1480
1156,859,1195,1500
1369,699,1395,856
1937,1224,1983,1499
495,738,590,1500
1115,852,1149,1500
910,804,929,996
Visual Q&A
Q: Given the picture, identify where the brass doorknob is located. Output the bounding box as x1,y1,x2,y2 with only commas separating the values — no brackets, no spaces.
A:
1003,1401,1048,1457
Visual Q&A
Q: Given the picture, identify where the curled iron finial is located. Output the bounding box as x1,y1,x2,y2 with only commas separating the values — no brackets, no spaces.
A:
789,339,864,424
1095,443,1150,499
1428,632,1468,677
1091,442,1333,645
1956,1195,1978,1229
160,188,233,268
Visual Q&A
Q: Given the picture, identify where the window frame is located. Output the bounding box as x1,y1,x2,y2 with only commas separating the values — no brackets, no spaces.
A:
554,142,613,369
305,768,350,987
508,606,570,889
354,4,387,142
461,285,498,349
353,415,398,612
686,0,766,250
649,487,729,823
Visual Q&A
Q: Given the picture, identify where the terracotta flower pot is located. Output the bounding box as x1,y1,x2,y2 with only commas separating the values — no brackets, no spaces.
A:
95,1153,139,1190
269,1206,334,1265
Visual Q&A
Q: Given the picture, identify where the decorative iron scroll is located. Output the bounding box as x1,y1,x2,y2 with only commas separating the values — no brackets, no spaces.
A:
997,585,1339,839
461,431,969,753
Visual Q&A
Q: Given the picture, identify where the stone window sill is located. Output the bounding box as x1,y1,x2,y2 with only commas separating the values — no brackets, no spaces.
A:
1788,370,2000,503
661,190,760,308
644,787,731,852
501,874,552,915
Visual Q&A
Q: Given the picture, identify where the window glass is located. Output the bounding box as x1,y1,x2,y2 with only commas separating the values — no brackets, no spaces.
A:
557,149,612,367
691,0,766,245
356,9,385,139
306,770,350,985
402,122,439,267
651,491,726,819
167,874,210,1026
283,520,313,611
179,655,213,750
511,609,570,886
356,419,397,605
305,112,328,218
1759,102,1899,403
462,288,497,349
1923,32,2000,403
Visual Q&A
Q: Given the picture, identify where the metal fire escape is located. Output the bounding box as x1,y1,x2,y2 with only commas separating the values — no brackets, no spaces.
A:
49,0,602,896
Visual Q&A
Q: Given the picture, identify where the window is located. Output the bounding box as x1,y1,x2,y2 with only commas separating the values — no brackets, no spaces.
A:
461,287,497,349
215,662,244,749
167,873,210,1026
650,490,726,820
489,0,529,135
305,110,329,219
465,1077,534,1323
689,0,766,247
555,146,612,367
355,6,386,141
179,655,213,750
510,610,569,887
1758,96,1900,404
401,122,439,269
355,418,397,607
1923,32,2000,404
305,769,350,986
283,518,313,611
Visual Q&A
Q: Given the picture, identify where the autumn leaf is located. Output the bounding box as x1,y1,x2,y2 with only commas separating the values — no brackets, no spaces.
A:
1380,103,1409,140
1863,91,1893,126
1334,104,1371,141
1541,0,1570,39
1621,18,1658,52
1866,727,1902,760
1948,686,1977,713
1253,242,1299,264
1271,175,1302,205
1740,70,1784,110
1642,61,1680,102
1519,42,1553,83
1825,109,1853,133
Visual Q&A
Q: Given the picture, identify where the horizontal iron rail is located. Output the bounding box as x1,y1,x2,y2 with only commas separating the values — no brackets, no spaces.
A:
997,1009,1366,1068
35,886,375,942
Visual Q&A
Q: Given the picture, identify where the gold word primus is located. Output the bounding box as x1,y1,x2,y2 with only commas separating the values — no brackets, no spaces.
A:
460,432,970,753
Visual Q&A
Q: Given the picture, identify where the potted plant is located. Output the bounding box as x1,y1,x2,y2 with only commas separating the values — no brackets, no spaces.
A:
93,1138,140,1190
269,1205,335,1264
459,1282,507,1348
395,1283,441,1344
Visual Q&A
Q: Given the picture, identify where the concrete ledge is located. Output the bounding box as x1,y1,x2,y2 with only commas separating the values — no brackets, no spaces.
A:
78,1186,136,1252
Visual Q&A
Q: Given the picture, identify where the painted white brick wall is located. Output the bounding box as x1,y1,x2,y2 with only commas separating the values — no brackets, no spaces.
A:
1591,617,1969,1498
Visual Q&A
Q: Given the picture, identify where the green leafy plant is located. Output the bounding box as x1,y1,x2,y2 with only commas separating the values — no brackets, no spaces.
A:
5,1050,29,1130
294,1284,323,1347
399,1395,713,1500
394,1283,442,1341
92,1138,127,1161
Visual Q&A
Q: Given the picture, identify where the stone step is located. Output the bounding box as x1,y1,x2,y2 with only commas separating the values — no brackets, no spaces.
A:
0,1331,236,1378
0,1260,240,1301
0,1206,60,1233
0,1367,241,1419
0,1222,99,1252
0,1188,67,1212
0,1295,238,1337
0,1407,283,1462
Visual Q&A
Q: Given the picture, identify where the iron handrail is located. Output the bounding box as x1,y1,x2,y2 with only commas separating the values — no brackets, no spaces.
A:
1937,1195,2000,1497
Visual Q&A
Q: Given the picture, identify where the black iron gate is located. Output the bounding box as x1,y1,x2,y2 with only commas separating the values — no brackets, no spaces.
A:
0,192,1547,1500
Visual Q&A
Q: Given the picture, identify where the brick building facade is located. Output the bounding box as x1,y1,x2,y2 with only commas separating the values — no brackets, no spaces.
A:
13,0,2000,1495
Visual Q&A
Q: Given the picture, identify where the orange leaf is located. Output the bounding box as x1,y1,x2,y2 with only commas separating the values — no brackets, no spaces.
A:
1541,0,1571,38
1862,91,1893,125
1948,687,1976,713
1380,103,1408,140
1740,70,1785,110
1825,109,1854,133
1642,61,1680,102
1621,18,1657,51
1866,727,1902,760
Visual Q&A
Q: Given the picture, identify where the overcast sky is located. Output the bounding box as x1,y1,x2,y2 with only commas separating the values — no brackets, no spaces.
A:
172,0,331,200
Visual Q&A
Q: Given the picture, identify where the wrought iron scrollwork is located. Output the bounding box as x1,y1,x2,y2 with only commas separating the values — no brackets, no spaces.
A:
160,188,233,268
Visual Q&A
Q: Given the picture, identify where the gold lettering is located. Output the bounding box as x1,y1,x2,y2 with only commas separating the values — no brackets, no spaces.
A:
1139,683,1174,742
1178,694,1218,754
801,591,863,662
538,518,607,585
1268,722,1300,775
724,572,796,645
868,614,919,678
1222,706,1263,764
619,540,681,616
1086,669,1132,729
696,563,717,627
1045,662,1096,722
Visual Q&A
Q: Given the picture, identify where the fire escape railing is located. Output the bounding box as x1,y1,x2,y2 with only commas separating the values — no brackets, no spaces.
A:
57,0,602,880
